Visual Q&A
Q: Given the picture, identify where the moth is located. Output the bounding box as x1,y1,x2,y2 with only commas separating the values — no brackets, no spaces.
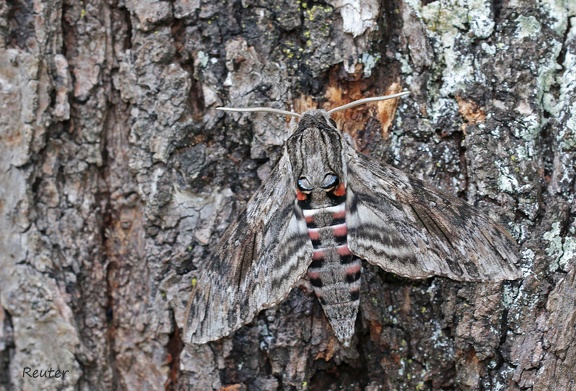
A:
183,92,521,347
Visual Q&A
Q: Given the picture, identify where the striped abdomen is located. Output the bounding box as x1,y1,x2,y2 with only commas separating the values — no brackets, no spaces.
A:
299,191,361,346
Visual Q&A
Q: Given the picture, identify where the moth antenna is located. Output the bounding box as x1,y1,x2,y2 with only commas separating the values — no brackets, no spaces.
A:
327,91,410,114
216,107,302,118
216,91,409,118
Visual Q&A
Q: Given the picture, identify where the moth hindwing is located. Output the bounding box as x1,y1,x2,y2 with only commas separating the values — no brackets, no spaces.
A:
184,95,520,346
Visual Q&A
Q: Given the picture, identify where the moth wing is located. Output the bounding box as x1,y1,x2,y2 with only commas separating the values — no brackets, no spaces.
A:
184,154,313,344
346,149,521,281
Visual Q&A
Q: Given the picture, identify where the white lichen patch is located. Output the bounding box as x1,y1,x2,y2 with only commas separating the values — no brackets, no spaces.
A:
489,125,502,138
467,0,495,38
514,15,542,39
509,220,530,244
538,0,571,35
537,38,563,104
510,112,540,157
502,265,523,307
514,142,535,162
431,324,451,350
417,0,468,33
543,222,576,272
440,51,475,95
495,160,519,193
481,42,496,55
361,52,380,78
561,101,576,149
551,45,576,147
396,52,414,74
197,51,209,68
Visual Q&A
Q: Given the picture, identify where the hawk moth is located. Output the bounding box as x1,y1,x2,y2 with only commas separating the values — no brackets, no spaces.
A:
183,92,521,347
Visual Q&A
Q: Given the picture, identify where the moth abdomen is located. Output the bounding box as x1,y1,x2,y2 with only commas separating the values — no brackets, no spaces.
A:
299,193,362,346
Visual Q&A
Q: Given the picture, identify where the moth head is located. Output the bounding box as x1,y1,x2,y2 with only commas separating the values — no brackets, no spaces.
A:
285,110,345,201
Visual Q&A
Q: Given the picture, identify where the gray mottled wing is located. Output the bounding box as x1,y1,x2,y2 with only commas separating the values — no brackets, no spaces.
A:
346,149,521,281
184,154,313,344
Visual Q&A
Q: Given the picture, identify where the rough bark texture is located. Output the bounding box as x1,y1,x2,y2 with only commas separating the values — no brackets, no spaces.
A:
1,0,575,390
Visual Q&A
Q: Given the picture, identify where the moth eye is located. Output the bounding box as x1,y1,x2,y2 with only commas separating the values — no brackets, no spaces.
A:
321,173,339,190
297,177,313,192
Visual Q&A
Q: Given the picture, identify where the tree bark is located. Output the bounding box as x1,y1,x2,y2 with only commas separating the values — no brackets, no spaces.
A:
1,0,575,390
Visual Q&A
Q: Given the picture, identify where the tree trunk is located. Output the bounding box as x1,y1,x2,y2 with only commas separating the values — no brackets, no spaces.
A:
1,0,574,390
